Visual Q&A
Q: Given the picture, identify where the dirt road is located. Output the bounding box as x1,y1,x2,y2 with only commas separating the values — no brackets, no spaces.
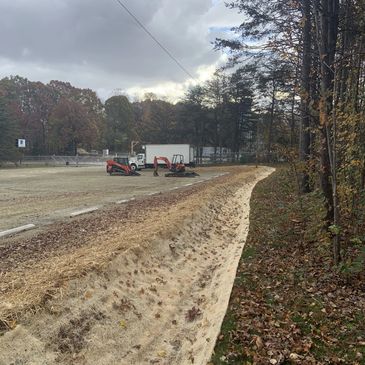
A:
0,166,274,365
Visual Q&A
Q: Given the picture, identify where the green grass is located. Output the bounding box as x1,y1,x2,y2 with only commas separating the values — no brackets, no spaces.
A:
211,310,252,365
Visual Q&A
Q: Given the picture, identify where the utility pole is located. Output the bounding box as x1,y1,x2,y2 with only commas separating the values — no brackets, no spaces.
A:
130,140,139,155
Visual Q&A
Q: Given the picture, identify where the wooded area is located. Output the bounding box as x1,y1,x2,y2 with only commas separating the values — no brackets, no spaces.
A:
214,0,365,268
212,2,365,362
0,73,258,162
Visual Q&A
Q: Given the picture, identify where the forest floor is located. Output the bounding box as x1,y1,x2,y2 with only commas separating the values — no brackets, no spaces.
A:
211,168,365,365
0,165,273,365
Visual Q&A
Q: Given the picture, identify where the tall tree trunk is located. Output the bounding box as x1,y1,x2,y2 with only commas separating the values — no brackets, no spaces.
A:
315,0,340,263
290,92,296,147
319,129,333,223
299,0,312,193
234,97,245,162
267,80,276,162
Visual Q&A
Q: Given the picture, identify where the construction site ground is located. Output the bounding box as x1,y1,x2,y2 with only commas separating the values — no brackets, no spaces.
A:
0,165,274,365
0,165,225,232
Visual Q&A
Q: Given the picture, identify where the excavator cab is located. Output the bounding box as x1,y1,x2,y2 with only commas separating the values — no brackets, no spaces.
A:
171,154,183,164
113,157,129,166
171,154,185,173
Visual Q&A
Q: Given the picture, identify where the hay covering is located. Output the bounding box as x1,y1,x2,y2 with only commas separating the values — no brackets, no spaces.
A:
0,166,254,327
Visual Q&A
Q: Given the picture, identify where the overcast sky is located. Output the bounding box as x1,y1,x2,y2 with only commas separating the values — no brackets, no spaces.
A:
0,0,242,101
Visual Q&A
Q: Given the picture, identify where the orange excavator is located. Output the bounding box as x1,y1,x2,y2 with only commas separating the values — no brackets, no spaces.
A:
106,157,140,176
153,154,199,177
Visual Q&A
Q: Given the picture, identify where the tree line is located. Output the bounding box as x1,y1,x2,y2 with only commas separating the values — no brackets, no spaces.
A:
0,55,300,165
0,73,260,162
216,0,365,265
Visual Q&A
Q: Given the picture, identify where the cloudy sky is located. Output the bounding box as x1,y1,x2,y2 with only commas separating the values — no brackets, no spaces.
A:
0,0,242,101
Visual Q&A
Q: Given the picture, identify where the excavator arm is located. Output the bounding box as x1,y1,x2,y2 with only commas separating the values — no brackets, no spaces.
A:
154,156,171,169
153,156,171,176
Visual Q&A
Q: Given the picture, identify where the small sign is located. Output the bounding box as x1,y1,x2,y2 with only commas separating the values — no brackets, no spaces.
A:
17,139,26,148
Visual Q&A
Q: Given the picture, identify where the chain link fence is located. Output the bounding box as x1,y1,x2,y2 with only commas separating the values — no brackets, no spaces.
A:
2,152,259,168
195,152,257,165
17,155,109,166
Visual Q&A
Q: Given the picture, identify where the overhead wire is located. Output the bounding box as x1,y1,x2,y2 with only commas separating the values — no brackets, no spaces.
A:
114,0,196,81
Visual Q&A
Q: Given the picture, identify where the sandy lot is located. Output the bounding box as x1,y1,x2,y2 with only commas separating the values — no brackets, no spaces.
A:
0,166,274,365
0,165,221,231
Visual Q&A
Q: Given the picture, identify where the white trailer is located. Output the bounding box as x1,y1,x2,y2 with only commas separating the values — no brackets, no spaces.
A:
143,144,195,167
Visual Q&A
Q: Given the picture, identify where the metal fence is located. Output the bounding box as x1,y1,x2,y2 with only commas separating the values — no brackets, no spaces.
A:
195,152,257,165
18,155,109,166
4,152,258,168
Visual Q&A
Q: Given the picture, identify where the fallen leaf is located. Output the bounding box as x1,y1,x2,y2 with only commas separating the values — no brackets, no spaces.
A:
255,336,264,350
157,350,167,358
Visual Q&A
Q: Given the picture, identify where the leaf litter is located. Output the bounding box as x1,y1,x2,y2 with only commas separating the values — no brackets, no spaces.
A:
212,168,365,365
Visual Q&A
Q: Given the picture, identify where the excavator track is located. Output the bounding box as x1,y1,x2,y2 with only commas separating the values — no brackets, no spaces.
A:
109,169,140,176
164,171,199,178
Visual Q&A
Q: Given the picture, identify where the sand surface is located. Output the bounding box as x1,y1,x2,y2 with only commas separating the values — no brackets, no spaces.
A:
0,166,274,365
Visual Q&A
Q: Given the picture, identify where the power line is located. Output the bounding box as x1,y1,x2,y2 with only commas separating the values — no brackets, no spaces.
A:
114,0,196,81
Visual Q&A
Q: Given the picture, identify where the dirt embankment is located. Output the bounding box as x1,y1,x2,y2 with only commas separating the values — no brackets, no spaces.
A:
0,166,273,365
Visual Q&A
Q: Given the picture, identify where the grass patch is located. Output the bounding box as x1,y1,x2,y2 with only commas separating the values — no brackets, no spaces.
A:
211,309,253,365
241,246,256,260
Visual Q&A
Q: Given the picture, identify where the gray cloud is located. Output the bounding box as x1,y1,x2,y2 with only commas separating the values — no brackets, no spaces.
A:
0,0,242,99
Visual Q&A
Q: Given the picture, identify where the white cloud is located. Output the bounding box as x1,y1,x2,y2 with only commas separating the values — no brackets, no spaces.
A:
0,0,241,101
124,53,229,102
